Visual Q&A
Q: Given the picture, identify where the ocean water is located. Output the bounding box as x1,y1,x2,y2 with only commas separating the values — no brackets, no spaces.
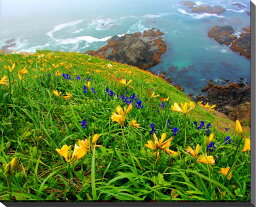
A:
0,0,250,94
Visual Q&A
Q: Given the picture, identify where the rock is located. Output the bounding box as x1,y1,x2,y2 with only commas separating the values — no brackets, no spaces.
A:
208,26,237,45
232,2,246,9
193,81,250,123
230,29,251,59
208,25,250,58
85,29,166,69
181,1,225,14
227,102,250,125
0,38,17,52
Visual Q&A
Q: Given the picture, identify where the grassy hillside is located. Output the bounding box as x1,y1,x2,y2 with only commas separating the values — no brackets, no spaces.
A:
0,50,250,201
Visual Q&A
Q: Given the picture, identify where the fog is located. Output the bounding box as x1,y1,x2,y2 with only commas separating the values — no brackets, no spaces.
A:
0,0,165,19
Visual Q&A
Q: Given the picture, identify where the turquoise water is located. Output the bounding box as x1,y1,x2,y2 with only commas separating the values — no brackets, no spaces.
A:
0,0,250,94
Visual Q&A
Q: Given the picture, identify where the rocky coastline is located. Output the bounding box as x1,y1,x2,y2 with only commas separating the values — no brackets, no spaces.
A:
181,1,225,15
85,29,166,69
193,80,250,124
208,26,251,58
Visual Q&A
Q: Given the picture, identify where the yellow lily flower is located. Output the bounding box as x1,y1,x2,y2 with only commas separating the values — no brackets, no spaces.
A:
19,68,28,75
18,73,24,80
197,155,215,165
130,120,140,128
63,92,73,100
56,71,61,76
78,134,102,151
84,81,91,88
119,79,133,88
207,133,214,144
53,90,61,97
186,144,200,158
8,63,15,72
171,102,195,114
242,138,250,152
145,133,178,160
219,167,232,180
160,97,169,102
4,158,19,175
0,75,9,86
56,144,86,162
235,120,243,133
111,104,132,125
198,101,216,110
150,91,160,98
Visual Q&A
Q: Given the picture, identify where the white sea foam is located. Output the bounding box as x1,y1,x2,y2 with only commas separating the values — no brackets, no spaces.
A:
117,34,126,37
55,35,112,45
143,13,170,18
87,18,117,31
225,8,245,13
71,29,85,34
233,1,247,7
220,49,228,53
195,1,204,6
177,8,224,18
127,20,150,34
19,43,50,53
47,19,84,38
233,31,242,38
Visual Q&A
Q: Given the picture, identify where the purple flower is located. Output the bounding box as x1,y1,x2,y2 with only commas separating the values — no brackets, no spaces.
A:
91,88,96,93
224,136,233,144
149,123,157,134
80,120,88,129
207,142,216,151
62,74,71,80
160,102,165,109
76,76,81,80
225,128,229,131
83,86,88,93
172,127,179,136
136,100,144,109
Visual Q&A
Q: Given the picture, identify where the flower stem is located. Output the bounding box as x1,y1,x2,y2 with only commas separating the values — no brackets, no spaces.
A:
7,175,12,200
91,147,97,200
184,114,187,148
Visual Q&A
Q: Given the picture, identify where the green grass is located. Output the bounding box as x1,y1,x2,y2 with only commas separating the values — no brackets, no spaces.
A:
0,50,250,201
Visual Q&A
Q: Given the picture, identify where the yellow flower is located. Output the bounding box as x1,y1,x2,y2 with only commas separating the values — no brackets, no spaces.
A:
19,68,28,75
198,101,216,110
56,71,61,76
242,138,250,152
150,91,160,98
197,155,215,165
130,120,140,128
8,63,15,72
119,79,133,88
160,97,169,102
63,92,72,100
78,134,102,151
111,104,132,125
171,102,195,114
84,81,91,88
186,144,200,158
235,120,243,133
53,90,61,96
219,167,232,180
0,75,9,86
207,133,214,144
4,158,19,174
18,73,24,80
56,144,86,162
145,133,178,158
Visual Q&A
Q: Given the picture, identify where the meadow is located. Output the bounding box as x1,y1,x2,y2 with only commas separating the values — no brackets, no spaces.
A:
0,50,251,201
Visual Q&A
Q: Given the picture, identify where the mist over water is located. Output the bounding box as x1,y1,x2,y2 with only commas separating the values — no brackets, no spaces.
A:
0,0,250,94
